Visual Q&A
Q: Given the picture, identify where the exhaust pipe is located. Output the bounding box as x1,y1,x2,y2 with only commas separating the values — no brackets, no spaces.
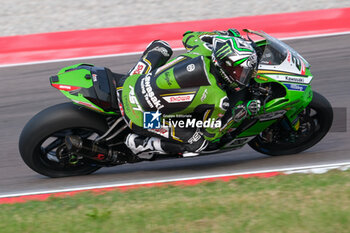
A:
65,135,109,157
65,135,128,165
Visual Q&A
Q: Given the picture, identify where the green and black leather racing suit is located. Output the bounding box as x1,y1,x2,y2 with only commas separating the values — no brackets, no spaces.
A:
117,30,254,154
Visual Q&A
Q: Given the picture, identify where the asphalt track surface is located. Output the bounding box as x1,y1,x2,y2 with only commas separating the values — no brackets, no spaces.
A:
0,34,349,196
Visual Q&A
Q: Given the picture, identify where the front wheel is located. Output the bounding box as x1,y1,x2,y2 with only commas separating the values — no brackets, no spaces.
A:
19,103,109,177
249,91,333,156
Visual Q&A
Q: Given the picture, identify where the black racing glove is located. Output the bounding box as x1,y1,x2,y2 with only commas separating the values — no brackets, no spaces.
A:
233,100,261,122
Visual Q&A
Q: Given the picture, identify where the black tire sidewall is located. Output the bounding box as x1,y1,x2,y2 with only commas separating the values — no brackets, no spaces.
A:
249,91,333,156
19,103,109,177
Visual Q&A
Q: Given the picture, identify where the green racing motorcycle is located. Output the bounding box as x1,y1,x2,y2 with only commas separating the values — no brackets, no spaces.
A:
19,30,333,177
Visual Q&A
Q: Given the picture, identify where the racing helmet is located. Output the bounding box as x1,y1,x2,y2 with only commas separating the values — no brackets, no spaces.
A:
212,36,258,88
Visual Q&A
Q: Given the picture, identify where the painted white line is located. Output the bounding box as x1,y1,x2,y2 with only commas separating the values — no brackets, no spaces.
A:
1,161,350,199
284,164,350,174
279,31,350,41
0,31,349,69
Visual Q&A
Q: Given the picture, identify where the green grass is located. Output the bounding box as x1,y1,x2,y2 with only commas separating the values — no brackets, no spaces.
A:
1,170,350,233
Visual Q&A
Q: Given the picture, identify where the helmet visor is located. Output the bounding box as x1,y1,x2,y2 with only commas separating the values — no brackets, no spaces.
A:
220,58,254,86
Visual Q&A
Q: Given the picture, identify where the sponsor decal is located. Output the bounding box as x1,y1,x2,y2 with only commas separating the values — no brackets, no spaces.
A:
300,60,306,75
118,102,124,116
162,94,195,103
129,85,142,111
123,94,131,113
265,74,313,84
287,50,291,63
164,72,172,86
52,84,80,91
148,127,169,138
285,76,304,83
259,110,286,121
143,111,161,129
284,83,307,91
141,74,164,110
130,62,146,75
186,64,195,72
187,130,203,144
59,85,74,90
256,75,268,81
140,77,153,108
201,89,208,102
92,74,98,82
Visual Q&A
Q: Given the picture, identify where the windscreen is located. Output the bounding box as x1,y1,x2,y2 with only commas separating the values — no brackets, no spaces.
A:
259,41,288,65
247,30,310,67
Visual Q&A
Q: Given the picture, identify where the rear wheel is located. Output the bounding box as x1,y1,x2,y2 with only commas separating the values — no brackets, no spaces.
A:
249,91,333,156
19,103,109,177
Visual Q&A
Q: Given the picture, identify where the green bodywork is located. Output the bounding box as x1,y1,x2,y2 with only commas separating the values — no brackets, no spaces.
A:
50,63,117,115
50,30,313,148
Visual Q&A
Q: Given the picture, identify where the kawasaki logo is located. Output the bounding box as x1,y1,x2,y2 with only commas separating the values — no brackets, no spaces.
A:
141,74,164,110
285,76,304,83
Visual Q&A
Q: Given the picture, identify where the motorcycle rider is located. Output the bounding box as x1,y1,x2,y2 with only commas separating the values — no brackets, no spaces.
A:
116,29,261,158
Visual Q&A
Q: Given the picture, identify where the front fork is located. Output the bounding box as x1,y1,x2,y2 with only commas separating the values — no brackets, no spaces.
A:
284,87,313,132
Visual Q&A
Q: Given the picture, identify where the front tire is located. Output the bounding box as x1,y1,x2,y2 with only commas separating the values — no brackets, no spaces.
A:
19,103,109,177
249,91,333,156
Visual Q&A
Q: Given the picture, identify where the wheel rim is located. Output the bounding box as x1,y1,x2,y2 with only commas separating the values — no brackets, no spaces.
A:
258,105,324,148
36,128,101,172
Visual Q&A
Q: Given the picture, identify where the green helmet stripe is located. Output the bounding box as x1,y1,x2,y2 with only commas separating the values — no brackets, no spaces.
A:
228,29,239,37
230,38,254,52
233,57,249,66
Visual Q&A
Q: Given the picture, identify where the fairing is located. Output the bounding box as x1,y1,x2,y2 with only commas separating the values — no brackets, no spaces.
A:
235,30,314,138
50,63,118,115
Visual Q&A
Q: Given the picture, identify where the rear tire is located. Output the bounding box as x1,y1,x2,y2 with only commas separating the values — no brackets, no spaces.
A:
249,91,333,156
19,103,109,177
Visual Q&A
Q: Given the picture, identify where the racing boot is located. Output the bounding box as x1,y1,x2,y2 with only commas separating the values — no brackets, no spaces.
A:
125,133,208,159
125,133,165,159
